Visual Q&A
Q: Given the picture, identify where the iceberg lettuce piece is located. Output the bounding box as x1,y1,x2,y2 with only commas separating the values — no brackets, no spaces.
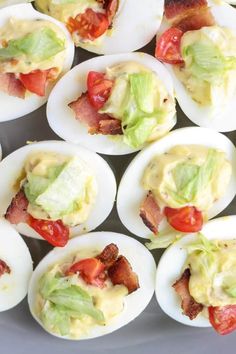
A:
0,28,65,62
24,164,65,204
35,157,93,219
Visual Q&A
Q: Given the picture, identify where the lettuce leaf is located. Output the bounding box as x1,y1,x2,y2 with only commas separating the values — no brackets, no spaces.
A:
35,157,92,219
24,165,65,204
100,72,165,148
0,28,65,62
169,148,224,205
39,270,105,336
183,41,236,82
146,230,184,249
130,72,155,113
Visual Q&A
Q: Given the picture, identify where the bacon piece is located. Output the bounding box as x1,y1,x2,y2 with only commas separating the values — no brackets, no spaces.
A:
165,0,208,22
68,93,122,135
97,243,119,268
95,0,119,25
108,255,139,294
164,0,215,32
0,260,11,277
99,118,122,135
0,73,26,98
176,8,215,32
69,93,110,132
172,268,204,320
5,189,30,225
106,0,119,25
139,192,163,235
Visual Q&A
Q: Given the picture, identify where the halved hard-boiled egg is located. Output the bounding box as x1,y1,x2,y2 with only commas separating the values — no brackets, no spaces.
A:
0,217,33,311
28,231,156,339
0,141,116,246
35,0,164,54
117,127,236,243
0,0,31,9
47,52,176,155
156,215,236,334
155,0,236,132
0,3,74,122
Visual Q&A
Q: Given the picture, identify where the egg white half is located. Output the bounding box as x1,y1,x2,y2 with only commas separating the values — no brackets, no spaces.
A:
0,140,116,240
0,3,74,123
117,127,236,238
28,231,156,339
47,52,176,155
0,0,32,9
76,0,164,54
162,1,236,132
0,217,33,311
156,215,236,327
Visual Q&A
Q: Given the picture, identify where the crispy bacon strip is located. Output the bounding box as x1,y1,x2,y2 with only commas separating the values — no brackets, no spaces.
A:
165,0,207,22
5,189,30,225
176,8,215,31
68,93,122,135
108,255,139,294
97,243,119,268
0,260,11,277
140,192,163,235
106,0,119,25
0,73,26,99
99,118,122,135
172,268,203,320
164,0,215,31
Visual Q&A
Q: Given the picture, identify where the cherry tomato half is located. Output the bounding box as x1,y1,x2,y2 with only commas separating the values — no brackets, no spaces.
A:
164,206,203,233
209,305,236,335
29,218,69,247
66,258,106,287
155,27,184,64
19,70,48,97
67,8,109,40
87,71,114,110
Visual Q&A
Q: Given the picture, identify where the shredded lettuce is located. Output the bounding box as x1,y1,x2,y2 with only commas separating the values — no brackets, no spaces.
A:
0,28,65,62
39,270,105,336
100,72,165,148
146,230,184,249
34,157,93,219
183,41,236,83
186,233,219,255
129,73,155,113
24,165,65,205
168,148,224,205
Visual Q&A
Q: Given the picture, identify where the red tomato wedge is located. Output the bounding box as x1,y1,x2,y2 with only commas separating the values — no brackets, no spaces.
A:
209,306,236,335
155,27,184,64
67,8,109,40
164,206,203,233
87,71,114,110
29,218,69,247
66,258,106,287
19,70,48,97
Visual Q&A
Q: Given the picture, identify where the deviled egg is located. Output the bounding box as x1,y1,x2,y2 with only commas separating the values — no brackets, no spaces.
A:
117,127,236,248
155,0,236,131
156,216,236,335
34,0,164,54
0,217,33,311
28,231,156,339
0,3,74,122
0,141,116,246
47,52,176,155
0,0,31,8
